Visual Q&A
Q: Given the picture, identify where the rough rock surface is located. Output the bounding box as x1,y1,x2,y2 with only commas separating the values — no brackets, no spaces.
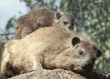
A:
9,69,86,79
9,69,110,79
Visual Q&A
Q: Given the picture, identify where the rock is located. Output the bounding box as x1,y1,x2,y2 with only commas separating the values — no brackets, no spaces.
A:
9,69,86,79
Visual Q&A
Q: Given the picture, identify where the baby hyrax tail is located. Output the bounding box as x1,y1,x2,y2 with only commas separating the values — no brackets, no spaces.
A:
1,27,101,78
15,7,75,39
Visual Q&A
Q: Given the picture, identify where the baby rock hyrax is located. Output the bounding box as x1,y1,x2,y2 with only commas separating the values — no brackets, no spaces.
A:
15,7,75,39
1,27,101,78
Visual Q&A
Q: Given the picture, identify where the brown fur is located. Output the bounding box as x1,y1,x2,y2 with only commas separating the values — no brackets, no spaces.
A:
0,42,2,60
15,7,75,39
1,27,101,78
0,42,2,77
0,42,2,71
0,43,7,79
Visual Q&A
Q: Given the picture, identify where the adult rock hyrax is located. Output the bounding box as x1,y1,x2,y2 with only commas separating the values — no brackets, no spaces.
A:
15,7,75,39
1,27,101,78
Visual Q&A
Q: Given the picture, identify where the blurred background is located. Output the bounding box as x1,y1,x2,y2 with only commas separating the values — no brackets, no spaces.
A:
0,0,110,75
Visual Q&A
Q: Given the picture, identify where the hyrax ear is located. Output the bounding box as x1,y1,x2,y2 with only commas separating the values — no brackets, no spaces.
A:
72,37,81,46
56,12,63,19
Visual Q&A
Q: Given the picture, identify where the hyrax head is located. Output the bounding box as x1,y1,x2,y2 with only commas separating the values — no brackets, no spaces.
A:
54,12,75,30
47,37,101,72
68,36,101,71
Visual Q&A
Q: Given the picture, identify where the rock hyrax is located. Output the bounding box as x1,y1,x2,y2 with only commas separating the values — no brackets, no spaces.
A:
1,27,101,78
15,7,75,39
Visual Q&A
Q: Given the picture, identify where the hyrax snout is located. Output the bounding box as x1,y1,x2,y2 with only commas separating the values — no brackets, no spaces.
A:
1,27,101,78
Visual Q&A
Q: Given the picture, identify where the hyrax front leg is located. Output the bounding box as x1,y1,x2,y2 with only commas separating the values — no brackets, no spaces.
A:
30,55,44,73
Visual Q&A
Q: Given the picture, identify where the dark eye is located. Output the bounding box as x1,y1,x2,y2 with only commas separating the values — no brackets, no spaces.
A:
56,12,62,19
32,28,34,31
92,46,98,51
63,21,68,25
15,27,19,30
78,50,84,56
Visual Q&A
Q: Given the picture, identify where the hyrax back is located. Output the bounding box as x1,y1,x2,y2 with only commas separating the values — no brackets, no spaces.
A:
1,27,101,78
15,7,75,39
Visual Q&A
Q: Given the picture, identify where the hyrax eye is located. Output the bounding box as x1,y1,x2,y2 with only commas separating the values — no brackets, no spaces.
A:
56,12,62,19
63,21,68,25
78,50,84,56
72,37,81,46
15,27,19,30
92,46,98,51
32,28,34,31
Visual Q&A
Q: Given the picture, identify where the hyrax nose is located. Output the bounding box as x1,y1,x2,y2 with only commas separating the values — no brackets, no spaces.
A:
96,49,102,57
93,46,102,58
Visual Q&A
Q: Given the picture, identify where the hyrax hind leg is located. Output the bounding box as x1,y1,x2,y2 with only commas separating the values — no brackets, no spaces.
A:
1,49,13,77
19,54,44,74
